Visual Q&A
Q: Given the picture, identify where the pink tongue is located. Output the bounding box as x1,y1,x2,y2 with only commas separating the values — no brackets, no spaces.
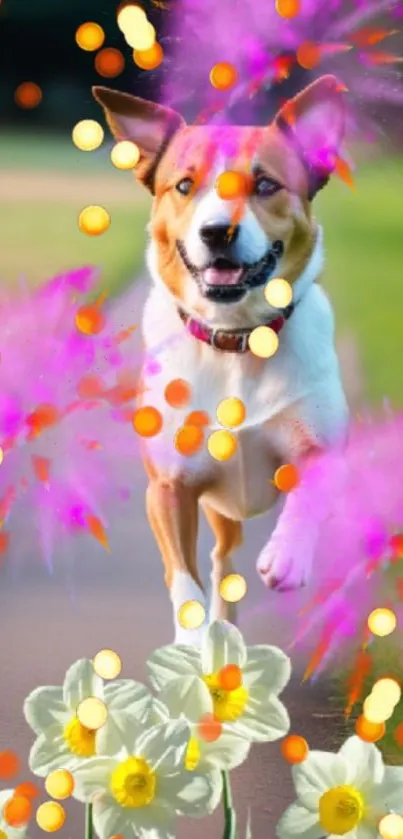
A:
203,267,243,286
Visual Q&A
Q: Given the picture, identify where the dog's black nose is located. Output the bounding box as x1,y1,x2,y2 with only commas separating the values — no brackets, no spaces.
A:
200,223,239,250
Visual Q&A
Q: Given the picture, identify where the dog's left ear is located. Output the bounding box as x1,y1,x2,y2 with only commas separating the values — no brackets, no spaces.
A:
273,75,347,200
93,86,186,193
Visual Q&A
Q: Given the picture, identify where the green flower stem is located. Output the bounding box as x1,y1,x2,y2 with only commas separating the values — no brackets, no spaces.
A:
85,803,93,839
222,770,238,839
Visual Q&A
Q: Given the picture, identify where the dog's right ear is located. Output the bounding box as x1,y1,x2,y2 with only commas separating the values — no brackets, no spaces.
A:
92,87,186,193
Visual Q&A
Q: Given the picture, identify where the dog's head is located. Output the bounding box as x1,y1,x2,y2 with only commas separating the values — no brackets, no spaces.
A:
94,77,346,325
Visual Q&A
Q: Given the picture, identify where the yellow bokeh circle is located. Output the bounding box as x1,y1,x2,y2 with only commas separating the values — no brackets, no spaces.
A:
45,770,74,800
75,22,105,52
367,607,397,637
117,4,147,33
72,120,104,152
372,678,401,707
77,697,108,730
178,600,206,629
379,813,403,839
219,573,247,603
0,447,3,466
248,326,279,358
111,140,140,170
36,802,66,833
363,694,394,725
216,397,246,428
264,278,293,309
207,430,237,461
93,648,122,680
124,21,156,51
78,205,111,236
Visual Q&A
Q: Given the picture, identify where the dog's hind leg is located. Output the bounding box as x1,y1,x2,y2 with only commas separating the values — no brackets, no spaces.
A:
146,477,207,646
202,503,243,625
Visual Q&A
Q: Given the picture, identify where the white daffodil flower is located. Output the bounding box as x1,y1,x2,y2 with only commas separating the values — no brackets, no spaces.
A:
277,735,403,839
0,790,30,839
24,658,155,776
72,719,222,839
147,620,291,744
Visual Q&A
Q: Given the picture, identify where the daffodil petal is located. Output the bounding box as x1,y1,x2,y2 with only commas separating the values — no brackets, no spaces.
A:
199,730,250,770
147,645,201,690
103,679,152,717
72,757,116,802
95,711,143,757
276,802,322,839
159,675,213,723
230,692,290,742
23,685,67,736
63,658,104,712
93,794,174,839
201,620,247,674
355,825,375,839
28,726,81,777
136,720,190,774
381,766,403,811
292,751,348,805
339,736,384,787
158,767,222,817
243,645,291,695
149,698,170,725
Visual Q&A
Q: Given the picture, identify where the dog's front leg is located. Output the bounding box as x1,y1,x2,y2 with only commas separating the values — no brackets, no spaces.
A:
146,477,207,645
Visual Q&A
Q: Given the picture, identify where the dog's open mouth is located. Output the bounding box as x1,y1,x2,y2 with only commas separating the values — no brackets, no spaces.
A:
176,240,284,303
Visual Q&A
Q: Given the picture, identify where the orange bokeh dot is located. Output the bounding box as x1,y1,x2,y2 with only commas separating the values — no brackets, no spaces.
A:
132,406,163,438
75,304,105,335
75,22,105,51
185,410,210,427
296,41,321,69
390,533,403,561
355,715,385,743
15,782,41,801
164,379,192,408
394,722,403,747
14,82,42,110
216,171,249,201
275,0,300,18
197,713,223,743
280,734,309,764
133,42,164,71
27,404,59,434
209,62,238,90
77,375,105,399
95,48,125,78
274,463,299,492
3,795,32,828
0,750,20,780
174,424,204,456
218,664,242,691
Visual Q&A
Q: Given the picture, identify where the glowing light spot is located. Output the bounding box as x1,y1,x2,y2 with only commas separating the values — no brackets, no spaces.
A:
355,715,385,743
275,0,300,17
297,41,321,69
367,607,397,637
197,713,223,743
77,697,108,731
117,4,147,33
78,205,111,237
75,304,105,335
72,120,104,152
185,410,210,427
178,600,206,629
209,62,238,90
218,664,242,691
36,802,66,833
372,678,401,706
95,48,125,78
0,750,20,780
125,21,156,51
390,533,403,560
45,770,75,800
133,42,164,70
207,430,237,461
379,814,403,839
216,171,249,201
3,795,32,827
111,140,140,170
174,424,204,456
15,782,40,800
219,573,247,603
0,448,3,466
363,694,394,724
75,22,105,51
274,464,299,492
264,278,293,309
280,734,309,763
165,379,192,408
93,649,122,680
216,397,246,428
132,406,163,438
248,325,279,358
14,82,42,109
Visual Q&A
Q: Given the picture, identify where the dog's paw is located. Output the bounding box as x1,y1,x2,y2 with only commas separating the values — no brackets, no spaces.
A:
256,538,313,592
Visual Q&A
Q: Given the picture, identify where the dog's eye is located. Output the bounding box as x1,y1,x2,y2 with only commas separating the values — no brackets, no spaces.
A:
254,176,282,197
176,177,194,196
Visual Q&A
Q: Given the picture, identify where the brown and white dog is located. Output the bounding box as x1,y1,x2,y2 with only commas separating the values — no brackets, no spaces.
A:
94,76,349,645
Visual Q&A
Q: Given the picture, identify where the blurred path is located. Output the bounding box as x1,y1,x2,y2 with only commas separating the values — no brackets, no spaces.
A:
0,277,360,839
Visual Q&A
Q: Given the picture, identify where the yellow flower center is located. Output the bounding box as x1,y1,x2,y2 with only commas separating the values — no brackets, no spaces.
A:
63,717,96,757
110,757,156,808
319,785,365,835
203,671,249,722
185,737,201,771
0,831,8,839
